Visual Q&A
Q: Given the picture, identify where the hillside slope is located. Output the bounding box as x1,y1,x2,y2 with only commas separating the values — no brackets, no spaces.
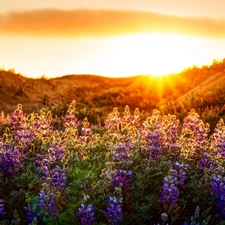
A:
0,72,144,114
1,59,225,122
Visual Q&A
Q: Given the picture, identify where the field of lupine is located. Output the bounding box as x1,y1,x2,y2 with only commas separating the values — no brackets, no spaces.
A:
1,100,225,225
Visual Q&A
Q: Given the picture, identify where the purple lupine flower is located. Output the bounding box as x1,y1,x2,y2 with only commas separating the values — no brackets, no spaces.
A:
211,175,225,218
38,190,57,216
198,152,218,173
112,170,132,187
209,119,225,169
63,100,78,129
146,129,164,159
32,109,54,140
48,199,57,215
105,196,123,225
23,206,41,224
10,105,35,154
120,106,140,128
121,105,133,122
159,162,187,211
219,142,225,158
112,142,133,161
50,166,67,191
159,176,179,207
48,142,66,162
78,127,93,142
15,126,35,147
162,114,181,158
182,110,209,152
63,115,78,129
76,203,96,225
41,165,50,178
141,115,165,160
78,117,93,142
211,138,225,159
173,162,188,188
0,199,6,218
141,110,164,159
10,104,24,131
35,154,44,167
0,149,21,175
25,209,36,224
41,165,67,191
105,108,120,131
104,117,121,131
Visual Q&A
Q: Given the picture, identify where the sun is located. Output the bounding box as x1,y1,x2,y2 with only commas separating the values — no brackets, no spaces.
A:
94,33,210,77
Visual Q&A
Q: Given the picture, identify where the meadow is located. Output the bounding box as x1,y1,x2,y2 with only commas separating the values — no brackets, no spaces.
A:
1,99,225,225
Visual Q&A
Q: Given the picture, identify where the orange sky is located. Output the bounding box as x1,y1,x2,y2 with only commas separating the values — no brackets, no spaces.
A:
1,0,225,78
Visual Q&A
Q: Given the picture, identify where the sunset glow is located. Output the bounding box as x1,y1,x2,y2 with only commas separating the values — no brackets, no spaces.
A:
1,33,225,78
0,1,225,78
90,33,225,77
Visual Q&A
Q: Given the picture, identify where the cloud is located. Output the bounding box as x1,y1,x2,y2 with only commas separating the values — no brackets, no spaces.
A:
0,9,225,38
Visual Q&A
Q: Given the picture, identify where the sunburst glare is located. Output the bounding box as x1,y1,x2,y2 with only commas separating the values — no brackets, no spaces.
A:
94,33,224,77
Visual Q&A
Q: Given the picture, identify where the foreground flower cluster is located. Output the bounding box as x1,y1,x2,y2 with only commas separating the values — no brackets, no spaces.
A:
0,101,225,224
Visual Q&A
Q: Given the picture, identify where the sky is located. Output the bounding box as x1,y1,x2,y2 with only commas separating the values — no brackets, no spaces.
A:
1,0,225,78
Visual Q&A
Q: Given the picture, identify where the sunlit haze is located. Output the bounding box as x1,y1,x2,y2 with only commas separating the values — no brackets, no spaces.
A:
1,0,225,78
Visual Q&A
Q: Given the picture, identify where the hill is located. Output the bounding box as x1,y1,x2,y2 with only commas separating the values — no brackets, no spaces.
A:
1,59,225,124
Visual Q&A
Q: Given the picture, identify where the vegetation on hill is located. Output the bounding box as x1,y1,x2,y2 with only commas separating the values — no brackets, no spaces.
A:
1,58,225,127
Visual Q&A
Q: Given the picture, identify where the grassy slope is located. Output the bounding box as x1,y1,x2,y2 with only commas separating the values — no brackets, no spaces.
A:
1,59,225,122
